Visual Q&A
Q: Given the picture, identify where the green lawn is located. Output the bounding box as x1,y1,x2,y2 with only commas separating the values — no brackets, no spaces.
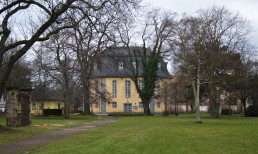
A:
28,116,258,154
0,114,101,146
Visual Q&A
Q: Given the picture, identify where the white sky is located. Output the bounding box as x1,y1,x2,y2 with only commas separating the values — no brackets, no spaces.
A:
144,0,258,47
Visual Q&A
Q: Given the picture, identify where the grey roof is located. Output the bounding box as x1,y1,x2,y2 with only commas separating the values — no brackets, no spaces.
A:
92,47,172,79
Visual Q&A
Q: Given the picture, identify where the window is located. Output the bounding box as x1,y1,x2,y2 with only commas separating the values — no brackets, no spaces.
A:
112,102,117,108
40,103,44,110
158,63,161,70
32,103,36,110
139,102,143,108
112,80,117,98
93,63,97,70
95,80,99,98
132,62,136,70
118,62,124,70
157,102,161,108
163,81,167,89
125,80,131,98
95,102,99,108
157,80,160,96
139,80,144,90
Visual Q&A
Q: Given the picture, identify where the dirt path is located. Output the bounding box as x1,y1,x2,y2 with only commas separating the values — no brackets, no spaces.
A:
0,116,118,154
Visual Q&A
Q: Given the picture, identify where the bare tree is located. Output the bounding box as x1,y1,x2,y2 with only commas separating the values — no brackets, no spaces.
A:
117,10,177,116
173,6,252,122
0,0,121,100
173,16,205,122
33,30,78,118
67,1,141,114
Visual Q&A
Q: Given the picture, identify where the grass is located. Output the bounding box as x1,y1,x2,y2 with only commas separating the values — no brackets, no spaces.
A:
0,114,102,146
27,116,258,154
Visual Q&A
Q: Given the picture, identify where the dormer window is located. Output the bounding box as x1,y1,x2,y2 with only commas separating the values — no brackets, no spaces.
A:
118,62,124,70
158,63,161,70
132,62,136,70
93,63,97,70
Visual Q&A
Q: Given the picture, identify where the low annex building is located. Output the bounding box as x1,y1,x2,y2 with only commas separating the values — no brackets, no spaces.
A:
31,86,64,115
91,47,172,114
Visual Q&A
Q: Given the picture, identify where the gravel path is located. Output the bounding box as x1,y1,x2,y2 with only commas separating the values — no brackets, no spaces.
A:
0,116,118,154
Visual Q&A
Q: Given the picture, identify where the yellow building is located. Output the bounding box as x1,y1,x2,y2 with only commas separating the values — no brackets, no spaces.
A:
30,101,64,115
91,47,172,114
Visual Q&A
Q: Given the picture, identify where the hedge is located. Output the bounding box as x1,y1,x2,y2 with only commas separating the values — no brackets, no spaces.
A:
246,104,258,117
222,109,232,115
108,112,144,116
43,109,63,116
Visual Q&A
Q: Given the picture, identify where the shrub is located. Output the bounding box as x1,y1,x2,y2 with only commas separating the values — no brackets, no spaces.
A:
108,112,144,116
222,109,232,115
246,104,258,117
162,111,170,116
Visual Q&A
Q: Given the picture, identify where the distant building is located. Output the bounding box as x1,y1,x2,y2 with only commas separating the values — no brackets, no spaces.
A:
0,95,5,112
91,47,172,114
31,85,64,115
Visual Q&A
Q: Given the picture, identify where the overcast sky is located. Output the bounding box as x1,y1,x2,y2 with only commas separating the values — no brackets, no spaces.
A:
144,0,258,48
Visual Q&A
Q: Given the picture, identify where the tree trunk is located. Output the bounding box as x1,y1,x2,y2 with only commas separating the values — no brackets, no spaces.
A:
164,99,168,116
142,99,152,116
241,99,247,116
193,62,201,123
64,89,70,119
186,101,189,113
195,78,201,123
82,81,92,115
208,85,220,118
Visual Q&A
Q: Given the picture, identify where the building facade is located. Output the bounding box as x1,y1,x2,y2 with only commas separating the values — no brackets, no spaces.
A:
91,47,172,114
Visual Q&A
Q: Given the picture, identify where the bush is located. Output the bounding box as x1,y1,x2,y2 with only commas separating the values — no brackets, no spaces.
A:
246,104,258,117
43,109,63,116
108,112,144,116
162,111,170,116
222,109,232,115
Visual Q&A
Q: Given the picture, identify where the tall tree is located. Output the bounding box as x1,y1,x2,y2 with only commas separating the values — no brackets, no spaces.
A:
0,0,120,100
173,6,252,121
174,16,206,123
34,31,78,118
70,1,139,114
118,10,176,115
197,7,252,118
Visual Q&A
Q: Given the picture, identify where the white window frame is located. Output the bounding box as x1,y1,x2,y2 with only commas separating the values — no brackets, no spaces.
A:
125,80,131,98
93,63,97,70
112,102,117,108
112,80,117,98
139,80,144,90
118,62,124,70
139,102,143,108
32,103,36,110
157,102,161,108
132,62,136,70
158,62,161,70
157,80,160,96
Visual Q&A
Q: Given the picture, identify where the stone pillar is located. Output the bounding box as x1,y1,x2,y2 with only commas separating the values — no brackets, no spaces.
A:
18,89,32,126
5,86,19,127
